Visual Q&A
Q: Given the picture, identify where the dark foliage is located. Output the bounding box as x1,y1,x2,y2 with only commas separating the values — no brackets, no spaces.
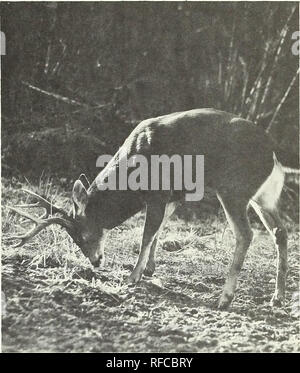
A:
1,2,299,179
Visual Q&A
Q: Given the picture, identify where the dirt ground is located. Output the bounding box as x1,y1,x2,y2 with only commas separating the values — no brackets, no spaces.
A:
1,181,299,352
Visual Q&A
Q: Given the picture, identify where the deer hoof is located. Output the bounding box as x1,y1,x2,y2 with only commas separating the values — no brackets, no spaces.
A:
127,270,143,284
218,293,233,310
270,294,285,308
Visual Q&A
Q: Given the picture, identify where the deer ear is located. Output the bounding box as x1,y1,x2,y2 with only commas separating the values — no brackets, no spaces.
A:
72,180,88,212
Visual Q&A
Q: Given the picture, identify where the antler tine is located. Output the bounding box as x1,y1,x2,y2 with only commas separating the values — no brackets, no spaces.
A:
21,188,69,218
15,203,39,208
8,223,48,248
13,202,48,219
8,206,43,224
7,214,75,248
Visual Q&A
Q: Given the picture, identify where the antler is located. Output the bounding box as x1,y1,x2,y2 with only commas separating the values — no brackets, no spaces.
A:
7,190,76,248
14,189,70,219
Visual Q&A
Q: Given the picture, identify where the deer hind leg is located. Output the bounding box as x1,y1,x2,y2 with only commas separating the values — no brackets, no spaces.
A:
250,200,287,307
144,201,179,277
128,197,166,284
217,194,253,310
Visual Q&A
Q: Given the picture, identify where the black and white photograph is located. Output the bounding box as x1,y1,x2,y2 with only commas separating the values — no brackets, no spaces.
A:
1,1,299,354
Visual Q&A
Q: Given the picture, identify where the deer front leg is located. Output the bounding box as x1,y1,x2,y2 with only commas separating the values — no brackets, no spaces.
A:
128,198,166,284
143,201,179,277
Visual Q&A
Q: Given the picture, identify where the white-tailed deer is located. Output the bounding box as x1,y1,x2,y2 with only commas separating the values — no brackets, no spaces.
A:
9,108,299,309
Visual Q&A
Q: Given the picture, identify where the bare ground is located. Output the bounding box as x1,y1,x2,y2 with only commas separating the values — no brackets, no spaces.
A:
1,181,299,352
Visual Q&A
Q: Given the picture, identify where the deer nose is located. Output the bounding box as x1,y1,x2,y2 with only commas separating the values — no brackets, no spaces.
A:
90,255,104,268
91,257,101,268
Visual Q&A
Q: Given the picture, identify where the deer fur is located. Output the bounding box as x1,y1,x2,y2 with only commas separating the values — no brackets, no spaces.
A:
10,108,299,309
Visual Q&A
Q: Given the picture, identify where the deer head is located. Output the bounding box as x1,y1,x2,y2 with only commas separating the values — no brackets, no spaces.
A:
8,181,107,268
